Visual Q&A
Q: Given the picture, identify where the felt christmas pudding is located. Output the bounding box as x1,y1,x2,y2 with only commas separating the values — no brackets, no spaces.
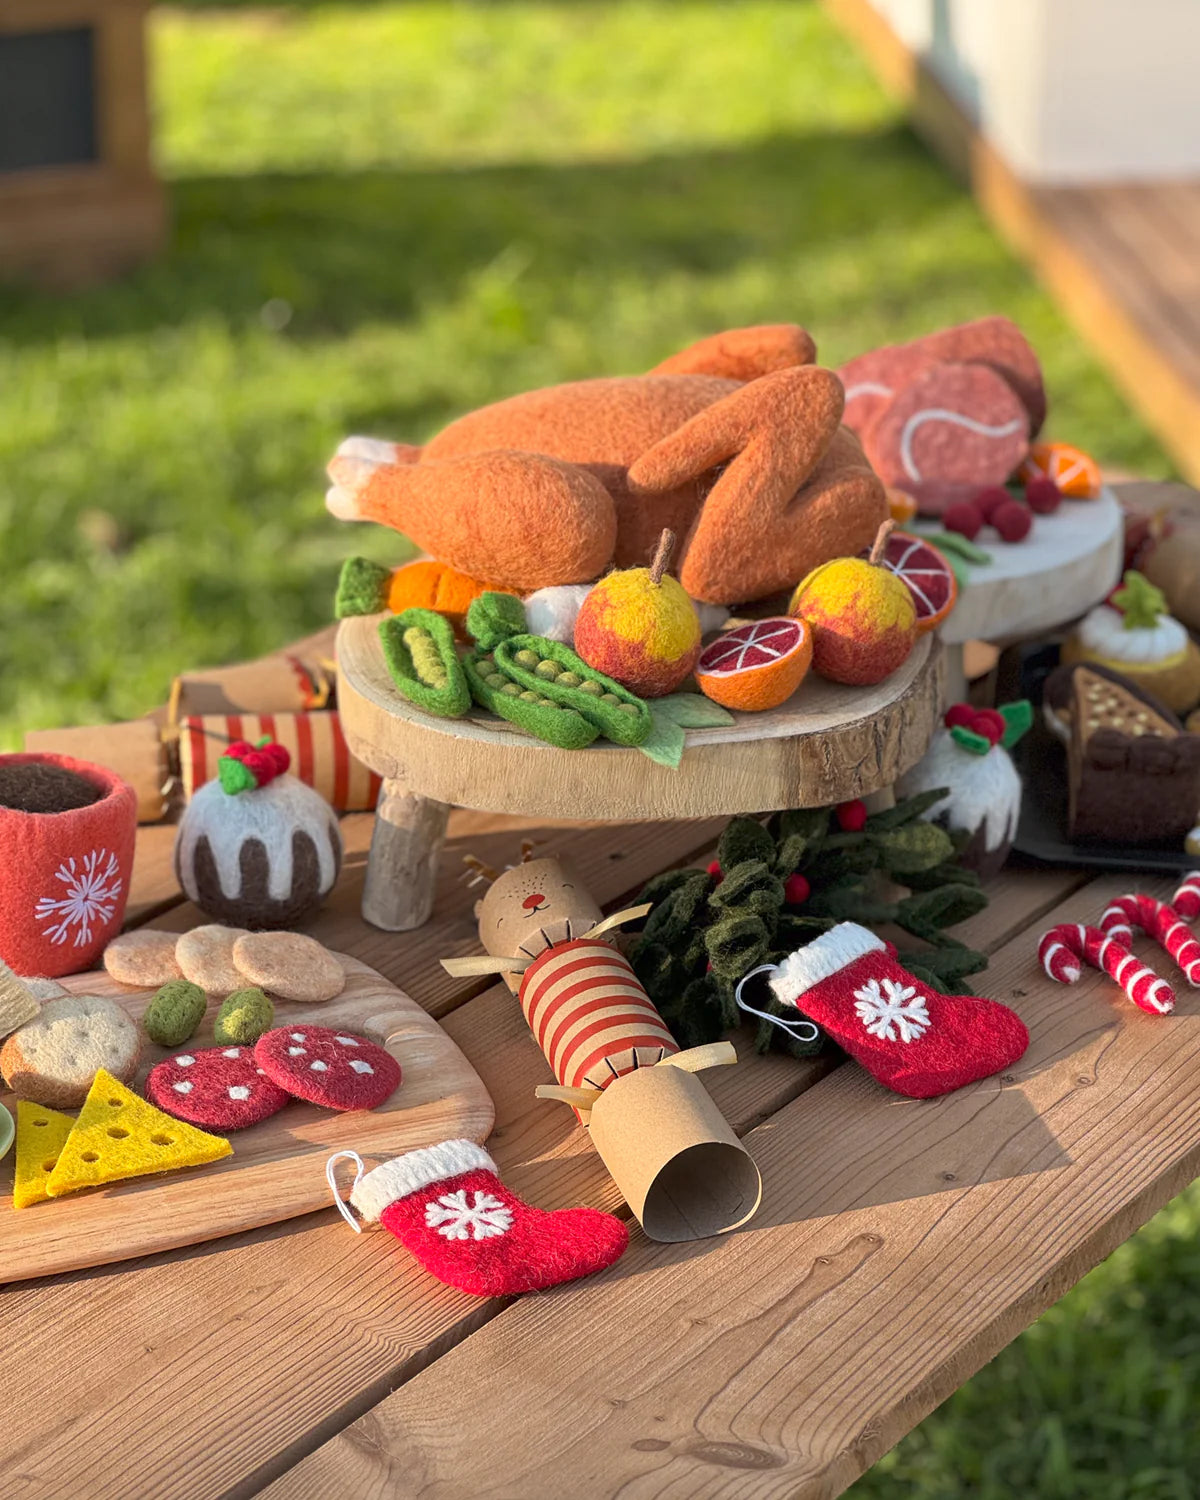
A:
894,701,1032,879
0,753,137,978
174,738,342,928
1061,571,1200,715
573,529,702,698
326,324,889,605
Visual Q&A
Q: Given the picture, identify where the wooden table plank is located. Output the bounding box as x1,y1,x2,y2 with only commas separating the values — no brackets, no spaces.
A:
0,829,1076,1499
263,872,1198,1500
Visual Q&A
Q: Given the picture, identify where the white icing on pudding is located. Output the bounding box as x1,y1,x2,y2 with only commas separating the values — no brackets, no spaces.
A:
895,728,1021,855
176,774,342,904
1078,604,1187,665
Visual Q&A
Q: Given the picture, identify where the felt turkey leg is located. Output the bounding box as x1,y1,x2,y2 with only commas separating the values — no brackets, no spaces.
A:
326,447,617,592
331,1140,628,1297
650,324,817,381
1039,922,1175,1015
1099,894,1200,988
765,922,1029,1099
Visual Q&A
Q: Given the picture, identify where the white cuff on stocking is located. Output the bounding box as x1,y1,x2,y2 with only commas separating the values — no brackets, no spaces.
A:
352,1139,497,1223
769,922,886,1007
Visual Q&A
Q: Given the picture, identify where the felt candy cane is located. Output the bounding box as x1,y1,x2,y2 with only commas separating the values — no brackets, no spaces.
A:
1099,893,1200,988
1038,923,1175,1015
1172,873,1200,921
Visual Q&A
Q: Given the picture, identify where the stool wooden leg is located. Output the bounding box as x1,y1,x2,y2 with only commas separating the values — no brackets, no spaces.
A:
362,780,450,931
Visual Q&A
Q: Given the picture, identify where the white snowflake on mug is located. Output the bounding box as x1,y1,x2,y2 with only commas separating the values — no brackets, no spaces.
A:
33,848,123,947
425,1189,513,1242
853,977,931,1044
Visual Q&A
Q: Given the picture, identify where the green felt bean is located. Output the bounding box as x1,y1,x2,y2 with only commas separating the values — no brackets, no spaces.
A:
462,651,598,750
493,635,651,746
378,608,470,718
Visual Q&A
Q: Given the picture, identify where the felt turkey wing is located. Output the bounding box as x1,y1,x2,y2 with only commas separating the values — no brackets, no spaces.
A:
649,324,817,381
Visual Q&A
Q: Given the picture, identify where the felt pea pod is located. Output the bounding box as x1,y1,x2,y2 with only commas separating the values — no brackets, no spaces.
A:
378,608,471,718
493,634,652,746
462,651,599,750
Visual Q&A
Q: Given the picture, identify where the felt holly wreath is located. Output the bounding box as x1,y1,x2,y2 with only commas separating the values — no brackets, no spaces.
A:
629,792,989,1060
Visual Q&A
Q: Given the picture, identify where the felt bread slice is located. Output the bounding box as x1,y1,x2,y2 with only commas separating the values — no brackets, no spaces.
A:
0,995,140,1108
0,960,40,1040
46,1069,231,1197
12,1100,76,1209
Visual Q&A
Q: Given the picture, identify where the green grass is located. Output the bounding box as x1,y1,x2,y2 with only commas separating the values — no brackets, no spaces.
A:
0,3,1195,1492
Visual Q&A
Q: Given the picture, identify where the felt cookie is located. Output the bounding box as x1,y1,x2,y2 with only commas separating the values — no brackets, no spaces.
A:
176,924,249,995
145,1045,291,1131
0,995,140,1108
12,1099,75,1209
46,1069,231,1196
231,932,345,1004
103,929,184,988
862,362,1030,494
254,1026,400,1111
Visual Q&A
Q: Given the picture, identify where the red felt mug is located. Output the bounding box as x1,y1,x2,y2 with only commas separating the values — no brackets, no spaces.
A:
0,753,138,978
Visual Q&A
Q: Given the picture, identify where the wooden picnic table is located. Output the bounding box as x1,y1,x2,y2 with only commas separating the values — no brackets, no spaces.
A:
4,478,1200,1500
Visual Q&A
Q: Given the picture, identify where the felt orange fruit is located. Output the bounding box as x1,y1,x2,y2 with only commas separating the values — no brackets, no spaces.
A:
862,531,957,635
1019,442,1101,499
574,529,701,698
788,522,917,686
695,618,813,711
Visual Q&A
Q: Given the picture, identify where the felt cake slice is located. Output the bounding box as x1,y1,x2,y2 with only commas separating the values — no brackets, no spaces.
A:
1067,666,1200,845
46,1069,232,1198
12,1100,76,1209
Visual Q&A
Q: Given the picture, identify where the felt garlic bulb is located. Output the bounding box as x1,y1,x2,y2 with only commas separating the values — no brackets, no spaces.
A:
895,702,1032,879
1061,571,1200,715
174,739,342,928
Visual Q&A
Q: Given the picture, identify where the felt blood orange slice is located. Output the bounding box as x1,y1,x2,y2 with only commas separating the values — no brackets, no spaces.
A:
695,618,812,711
863,532,958,635
1019,442,1101,499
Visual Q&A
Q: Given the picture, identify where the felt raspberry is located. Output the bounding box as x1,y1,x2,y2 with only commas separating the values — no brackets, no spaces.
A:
974,485,1011,522
217,736,292,795
335,1139,628,1296
764,922,1028,1098
835,800,867,833
993,500,1032,542
1024,476,1062,515
942,500,983,541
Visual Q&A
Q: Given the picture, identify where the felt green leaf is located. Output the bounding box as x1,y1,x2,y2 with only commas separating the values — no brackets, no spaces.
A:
908,941,990,983
998,699,1033,749
805,884,899,924
466,591,526,650
638,871,712,950
866,787,951,832
878,822,955,875
638,707,687,768
335,556,391,618
705,912,771,985
708,859,784,934
904,962,974,997
901,860,981,893
923,531,993,564
897,883,988,931
1112,570,1166,629
637,867,701,909
652,693,735,729
218,755,257,795
949,724,992,756
775,913,836,949
717,818,775,871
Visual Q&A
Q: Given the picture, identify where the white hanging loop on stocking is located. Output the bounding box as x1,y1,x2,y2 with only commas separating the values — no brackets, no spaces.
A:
326,1149,366,1233
734,964,820,1044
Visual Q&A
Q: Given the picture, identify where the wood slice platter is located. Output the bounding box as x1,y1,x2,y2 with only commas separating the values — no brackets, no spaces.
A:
336,617,943,820
913,489,1123,646
0,954,495,1283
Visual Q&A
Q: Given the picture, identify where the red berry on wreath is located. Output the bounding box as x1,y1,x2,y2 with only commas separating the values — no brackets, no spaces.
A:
943,500,983,540
783,872,811,906
836,799,868,832
1024,476,1061,515
974,485,1011,523
993,499,1033,542
706,859,723,884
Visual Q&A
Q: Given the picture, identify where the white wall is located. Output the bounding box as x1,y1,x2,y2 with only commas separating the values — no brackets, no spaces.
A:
866,0,1200,183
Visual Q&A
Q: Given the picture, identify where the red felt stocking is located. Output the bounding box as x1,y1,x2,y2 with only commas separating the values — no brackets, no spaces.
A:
765,922,1029,1098
330,1140,628,1296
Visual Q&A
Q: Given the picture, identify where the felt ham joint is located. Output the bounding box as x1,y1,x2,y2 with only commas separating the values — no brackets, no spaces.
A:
443,850,761,1242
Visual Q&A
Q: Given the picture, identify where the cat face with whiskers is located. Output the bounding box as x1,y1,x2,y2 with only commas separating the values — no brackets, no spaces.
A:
475,857,603,963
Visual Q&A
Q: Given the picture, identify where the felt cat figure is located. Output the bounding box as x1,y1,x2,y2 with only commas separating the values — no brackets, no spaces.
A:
326,324,888,606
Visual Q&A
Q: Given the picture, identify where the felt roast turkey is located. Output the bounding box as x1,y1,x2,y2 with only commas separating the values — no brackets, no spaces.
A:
895,702,1032,879
174,739,342,927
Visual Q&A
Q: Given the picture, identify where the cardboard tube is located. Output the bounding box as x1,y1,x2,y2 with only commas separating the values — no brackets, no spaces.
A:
588,1065,762,1243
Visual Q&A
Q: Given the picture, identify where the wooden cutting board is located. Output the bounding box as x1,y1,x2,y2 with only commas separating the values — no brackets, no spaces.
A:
0,954,495,1282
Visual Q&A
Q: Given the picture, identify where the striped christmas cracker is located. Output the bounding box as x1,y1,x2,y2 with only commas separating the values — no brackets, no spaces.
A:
518,938,679,1093
180,711,382,812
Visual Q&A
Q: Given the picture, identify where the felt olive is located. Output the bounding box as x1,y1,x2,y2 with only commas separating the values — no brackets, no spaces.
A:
213,987,275,1046
143,980,207,1048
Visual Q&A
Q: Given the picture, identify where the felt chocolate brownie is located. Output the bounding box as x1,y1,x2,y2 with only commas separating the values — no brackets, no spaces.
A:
145,1045,291,1131
1066,666,1200,845
254,1025,401,1111
1043,660,1180,743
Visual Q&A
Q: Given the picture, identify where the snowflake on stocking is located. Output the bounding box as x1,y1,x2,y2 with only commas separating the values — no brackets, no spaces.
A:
425,1188,514,1241
33,848,123,947
853,977,931,1043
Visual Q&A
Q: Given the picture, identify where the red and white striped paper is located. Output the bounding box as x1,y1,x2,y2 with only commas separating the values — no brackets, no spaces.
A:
179,711,382,813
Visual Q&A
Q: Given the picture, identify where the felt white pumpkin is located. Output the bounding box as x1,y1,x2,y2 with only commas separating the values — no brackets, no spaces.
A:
1062,571,1200,715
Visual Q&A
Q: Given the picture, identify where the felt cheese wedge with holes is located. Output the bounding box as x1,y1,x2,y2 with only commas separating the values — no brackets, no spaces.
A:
12,1100,76,1209
45,1070,231,1197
